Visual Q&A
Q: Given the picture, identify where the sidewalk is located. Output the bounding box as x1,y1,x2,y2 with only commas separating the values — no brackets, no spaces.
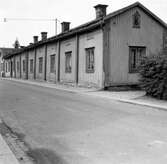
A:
0,120,19,164
2,78,167,111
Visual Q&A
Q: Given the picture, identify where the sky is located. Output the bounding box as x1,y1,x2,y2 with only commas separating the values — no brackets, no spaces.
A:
0,0,167,47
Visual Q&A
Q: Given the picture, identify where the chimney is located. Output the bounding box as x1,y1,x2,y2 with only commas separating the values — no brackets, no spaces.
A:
61,22,70,33
33,36,38,43
41,32,47,41
94,4,108,19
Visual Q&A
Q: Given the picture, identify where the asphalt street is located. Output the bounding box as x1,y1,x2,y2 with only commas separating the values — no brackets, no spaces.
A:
0,79,167,164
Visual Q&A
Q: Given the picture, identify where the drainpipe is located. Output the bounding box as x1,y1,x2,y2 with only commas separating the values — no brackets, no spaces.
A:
75,34,79,84
101,18,109,88
20,54,22,78
14,56,16,78
34,48,36,79
44,44,47,81
57,41,61,82
10,59,12,78
26,52,29,80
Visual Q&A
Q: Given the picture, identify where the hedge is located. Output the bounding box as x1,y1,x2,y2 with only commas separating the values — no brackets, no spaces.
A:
139,51,167,100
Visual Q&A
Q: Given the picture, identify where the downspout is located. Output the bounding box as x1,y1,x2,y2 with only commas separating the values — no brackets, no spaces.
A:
100,18,106,88
57,41,61,82
10,59,12,78
75,34,79,84
26,51,29,80
44,44,47,81
20,54,22,78
34,48,36,79
14,56,16,78
101,18,110,88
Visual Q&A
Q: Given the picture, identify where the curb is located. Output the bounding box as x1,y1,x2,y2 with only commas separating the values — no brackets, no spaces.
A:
83,92,167,111
0,120,20,164
1,78,98,93
2,78,167,112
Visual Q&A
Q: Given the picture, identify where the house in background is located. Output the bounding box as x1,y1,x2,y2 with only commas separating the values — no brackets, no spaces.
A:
0,39,21,77
3,2,167,88
0,48,16,77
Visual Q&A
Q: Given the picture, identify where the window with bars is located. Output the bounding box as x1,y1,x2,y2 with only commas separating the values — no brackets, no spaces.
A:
17,61,20,72
50,54,55,73
23,60,26,73
39,57,43,73
65,52,72,73
30,59,33,73
129,47,146,73
133,11,141,28
85,47,95,73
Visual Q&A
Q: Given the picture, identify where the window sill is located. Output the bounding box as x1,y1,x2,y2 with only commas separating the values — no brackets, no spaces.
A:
86,70,95,73
133,25,140,29
129,71,139,74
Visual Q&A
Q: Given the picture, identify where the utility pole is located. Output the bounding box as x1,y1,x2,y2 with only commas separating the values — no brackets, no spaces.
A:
55,18,57,35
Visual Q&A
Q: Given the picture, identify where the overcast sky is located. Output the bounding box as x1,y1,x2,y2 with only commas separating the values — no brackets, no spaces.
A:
0,0,167,47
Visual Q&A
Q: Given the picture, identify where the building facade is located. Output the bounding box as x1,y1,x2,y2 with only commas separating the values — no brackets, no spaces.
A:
0,48,16,77
3,2,167,88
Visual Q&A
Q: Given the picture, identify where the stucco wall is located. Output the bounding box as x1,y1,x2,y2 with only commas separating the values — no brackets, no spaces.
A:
107,7,164,84
35,45,45,81
60,37,76,83
46,43,58,82
78,29,103,87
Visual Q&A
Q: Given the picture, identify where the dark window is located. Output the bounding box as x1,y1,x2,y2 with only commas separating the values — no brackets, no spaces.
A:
133,11,141,28
65,52,72,73
86,47,95,73
23,60,26,72
30,59,33,73
39,57,43,73
50,54,55,73
129,47,146,73
6,63,7,72
17,61,20,72
8,61,10,72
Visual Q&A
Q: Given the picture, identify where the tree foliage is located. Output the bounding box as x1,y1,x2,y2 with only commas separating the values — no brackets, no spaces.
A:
139,51,167,99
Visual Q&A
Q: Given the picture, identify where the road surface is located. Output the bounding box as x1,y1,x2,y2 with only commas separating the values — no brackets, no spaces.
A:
0,79,167,164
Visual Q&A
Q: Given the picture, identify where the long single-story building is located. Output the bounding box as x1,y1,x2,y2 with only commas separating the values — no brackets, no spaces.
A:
3,2,167,88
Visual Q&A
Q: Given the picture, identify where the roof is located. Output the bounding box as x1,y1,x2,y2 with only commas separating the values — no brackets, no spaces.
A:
0,48,16,57
4,1,167,59
105,2,167,28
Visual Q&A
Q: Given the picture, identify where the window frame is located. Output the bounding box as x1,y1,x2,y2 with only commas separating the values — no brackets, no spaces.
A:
132,11,141,28
6,63,7,73
30,59,33,73
23,60,26,73
38,57,43,73
85,47,95,73
65,51,72,73
17,61,20,72
50,54,56,73
129,46,146,73
8,61,10,72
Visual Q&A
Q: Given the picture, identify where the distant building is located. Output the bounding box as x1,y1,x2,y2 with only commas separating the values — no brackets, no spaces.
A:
3,2,167,88
0,48,16,77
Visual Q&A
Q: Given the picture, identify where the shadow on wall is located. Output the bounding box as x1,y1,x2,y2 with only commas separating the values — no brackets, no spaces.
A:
27,148,67,164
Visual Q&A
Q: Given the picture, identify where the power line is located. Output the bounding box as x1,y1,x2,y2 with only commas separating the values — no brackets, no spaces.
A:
3,17,61,35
